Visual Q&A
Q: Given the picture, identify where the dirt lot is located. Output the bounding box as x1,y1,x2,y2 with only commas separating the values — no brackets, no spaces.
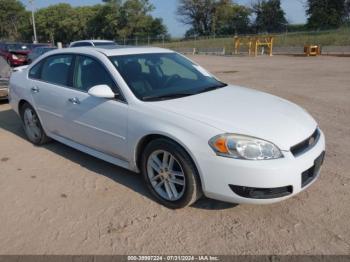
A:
0,55,349,255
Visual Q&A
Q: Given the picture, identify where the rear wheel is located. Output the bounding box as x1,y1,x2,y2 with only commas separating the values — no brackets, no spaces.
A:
141,138,202,209
20,103,50,145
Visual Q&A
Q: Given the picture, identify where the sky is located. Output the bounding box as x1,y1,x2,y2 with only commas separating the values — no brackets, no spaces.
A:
21,0,307,37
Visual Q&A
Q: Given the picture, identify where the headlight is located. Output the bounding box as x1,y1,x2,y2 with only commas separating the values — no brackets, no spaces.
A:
12,54,19,60
209,134,283,160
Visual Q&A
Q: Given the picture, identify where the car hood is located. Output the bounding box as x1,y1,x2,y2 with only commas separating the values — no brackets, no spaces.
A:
152,85,317,150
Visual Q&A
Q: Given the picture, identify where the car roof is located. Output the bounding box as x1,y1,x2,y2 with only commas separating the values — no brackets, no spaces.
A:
96,46,174,56
49,46,174,57
71,40,115,44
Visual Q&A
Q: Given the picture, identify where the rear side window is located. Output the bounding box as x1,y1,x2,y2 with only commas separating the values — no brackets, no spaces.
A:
41,55,73,86
71,42,92,47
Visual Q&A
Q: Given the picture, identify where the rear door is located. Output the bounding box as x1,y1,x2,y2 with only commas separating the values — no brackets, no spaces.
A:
29,54,75,137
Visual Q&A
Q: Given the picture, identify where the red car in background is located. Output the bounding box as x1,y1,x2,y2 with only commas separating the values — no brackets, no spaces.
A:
0,42,30,67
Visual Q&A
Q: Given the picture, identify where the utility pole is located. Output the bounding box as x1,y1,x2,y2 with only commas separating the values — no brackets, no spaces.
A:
29,0,38,43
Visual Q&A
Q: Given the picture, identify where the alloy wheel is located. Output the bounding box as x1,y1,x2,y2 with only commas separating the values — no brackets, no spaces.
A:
23,108,42,142
147,150,186,201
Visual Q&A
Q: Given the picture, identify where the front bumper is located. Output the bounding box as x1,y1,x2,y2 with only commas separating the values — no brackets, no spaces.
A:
198,130,326,204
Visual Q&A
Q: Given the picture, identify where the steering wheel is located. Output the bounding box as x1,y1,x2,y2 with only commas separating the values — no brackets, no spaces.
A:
163,74,181,88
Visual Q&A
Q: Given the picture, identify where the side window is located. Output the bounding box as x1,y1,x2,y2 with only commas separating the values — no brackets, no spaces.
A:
29,60,44,79
41,54,73,86
73,55,115,92
72,42,92,47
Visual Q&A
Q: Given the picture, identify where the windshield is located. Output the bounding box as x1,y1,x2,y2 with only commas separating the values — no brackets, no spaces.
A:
94,42,116,47
109,53,226,101
6,44,29,52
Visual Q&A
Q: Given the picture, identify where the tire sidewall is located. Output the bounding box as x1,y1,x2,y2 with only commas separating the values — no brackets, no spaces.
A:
141,139,200,209
20,103,47,145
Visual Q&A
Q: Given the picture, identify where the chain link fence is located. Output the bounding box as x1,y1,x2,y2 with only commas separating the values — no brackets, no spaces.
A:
114,27,350,56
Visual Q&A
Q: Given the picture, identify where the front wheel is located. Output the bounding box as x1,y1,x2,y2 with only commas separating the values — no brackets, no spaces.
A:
141,138,202,209
20,103,50,145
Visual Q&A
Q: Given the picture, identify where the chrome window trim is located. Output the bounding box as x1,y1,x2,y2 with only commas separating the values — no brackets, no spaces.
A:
28,52,128,105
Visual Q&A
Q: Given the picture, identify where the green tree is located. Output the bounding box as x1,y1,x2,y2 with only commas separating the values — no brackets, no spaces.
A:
0,0,167,44
178,0,251,36
89,0,166,40
306,0,347,29
213,0,251,35
0,0,29,41
87,2,122,39
119,0,156,38
252,0,287,33
177,0,216,36
35,4,77,43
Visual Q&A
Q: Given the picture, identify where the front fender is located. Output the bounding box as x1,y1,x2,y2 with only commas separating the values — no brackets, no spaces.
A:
127,106,222,192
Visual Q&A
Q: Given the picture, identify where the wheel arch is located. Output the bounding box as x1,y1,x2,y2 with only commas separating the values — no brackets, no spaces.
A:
134,133,204,191
18,99,31,115
17,99,46,133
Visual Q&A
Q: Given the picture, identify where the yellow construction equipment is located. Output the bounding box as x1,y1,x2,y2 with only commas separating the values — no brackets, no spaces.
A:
234,36,254,56
304,45,321,56
234,36,274,56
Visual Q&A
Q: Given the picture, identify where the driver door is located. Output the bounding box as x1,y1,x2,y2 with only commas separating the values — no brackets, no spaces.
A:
63,55,129,161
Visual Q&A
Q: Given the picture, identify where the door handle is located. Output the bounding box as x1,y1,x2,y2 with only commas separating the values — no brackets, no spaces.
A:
31,86,40,93
68,97,81,105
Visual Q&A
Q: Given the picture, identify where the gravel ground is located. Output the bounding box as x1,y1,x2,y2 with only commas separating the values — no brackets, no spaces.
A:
0,55,349,255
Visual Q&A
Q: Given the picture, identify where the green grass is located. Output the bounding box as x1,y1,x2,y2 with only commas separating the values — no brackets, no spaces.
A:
155,27,350,54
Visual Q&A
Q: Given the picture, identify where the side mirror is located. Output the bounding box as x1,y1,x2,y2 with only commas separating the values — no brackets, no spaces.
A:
88,85,115,99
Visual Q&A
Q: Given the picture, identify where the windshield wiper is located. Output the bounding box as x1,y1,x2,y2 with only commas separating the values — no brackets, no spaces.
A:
197,83,228,94
142,83,228,101
143,93,195,101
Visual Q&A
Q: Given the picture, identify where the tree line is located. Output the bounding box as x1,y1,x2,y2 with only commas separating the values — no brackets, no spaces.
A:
177,0,350,37
0,0,349,44
0,0,167,44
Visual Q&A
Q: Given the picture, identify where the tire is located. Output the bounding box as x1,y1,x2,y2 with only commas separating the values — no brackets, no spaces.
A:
20,103,50,145
141,138,202,209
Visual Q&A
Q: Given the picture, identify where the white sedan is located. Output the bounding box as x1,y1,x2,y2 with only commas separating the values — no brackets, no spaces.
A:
9,47,325,208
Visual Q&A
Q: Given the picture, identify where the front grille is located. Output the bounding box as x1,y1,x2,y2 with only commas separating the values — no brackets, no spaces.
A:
229,185,293,199
291,128,320,157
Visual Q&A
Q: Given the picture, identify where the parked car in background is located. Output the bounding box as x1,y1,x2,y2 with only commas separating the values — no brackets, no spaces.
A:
0,56,11,100
0,77,9,100
0,42,30,67
27,47,57,64
69,40,117,48
9,47,325,208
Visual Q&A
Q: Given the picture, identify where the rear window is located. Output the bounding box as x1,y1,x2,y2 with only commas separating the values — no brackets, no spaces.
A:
6,44,29,52
71,42,92,47
94,42,116,47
